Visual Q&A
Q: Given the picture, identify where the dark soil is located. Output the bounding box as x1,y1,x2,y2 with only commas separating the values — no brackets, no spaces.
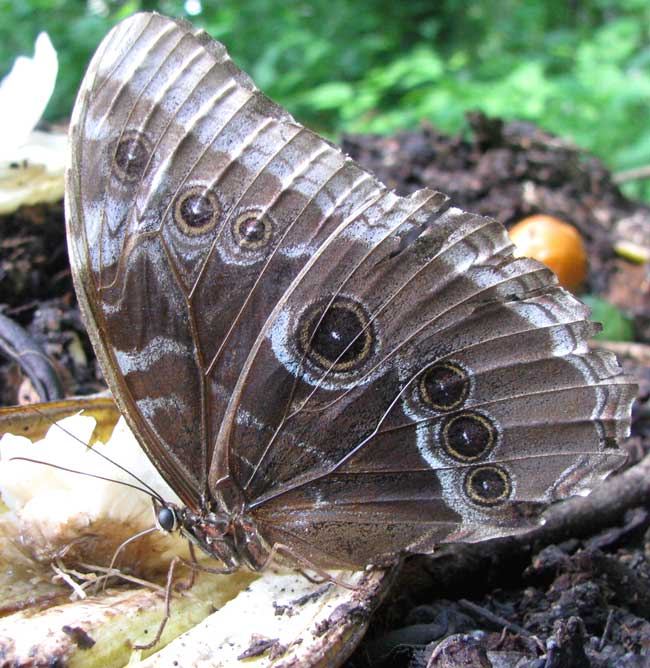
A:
1,112,649,668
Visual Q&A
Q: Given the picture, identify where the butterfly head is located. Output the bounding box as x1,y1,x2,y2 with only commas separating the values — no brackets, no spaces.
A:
153,500,247,571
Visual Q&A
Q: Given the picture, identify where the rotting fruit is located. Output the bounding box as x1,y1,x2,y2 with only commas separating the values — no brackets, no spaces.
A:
509,214,588,292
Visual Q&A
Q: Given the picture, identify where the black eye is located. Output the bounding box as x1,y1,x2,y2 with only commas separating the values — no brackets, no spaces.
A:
464,465,512,506
157,506,177,532
298,297,374,373
418,362,470,411
233,210,273,249
114,131,150,182
173,186,221,235
441,411,497,462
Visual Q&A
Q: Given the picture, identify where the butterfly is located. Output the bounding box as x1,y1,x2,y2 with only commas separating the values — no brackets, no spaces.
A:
65,11,635,578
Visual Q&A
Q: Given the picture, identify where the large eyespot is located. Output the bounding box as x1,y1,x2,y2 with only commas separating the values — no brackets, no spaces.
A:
441,411,497,461
114,131,151,182
464,465,512,506
419,362,470,411
232,209,273,250
298,297,374,373
173,186,221,235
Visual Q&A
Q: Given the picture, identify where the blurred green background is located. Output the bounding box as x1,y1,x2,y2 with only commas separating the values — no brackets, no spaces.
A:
1,0,649,200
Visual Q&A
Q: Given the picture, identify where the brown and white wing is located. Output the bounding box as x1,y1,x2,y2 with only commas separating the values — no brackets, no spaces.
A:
66,12,320,507
66,12,635,566
219,202,635,568
66,12,436,513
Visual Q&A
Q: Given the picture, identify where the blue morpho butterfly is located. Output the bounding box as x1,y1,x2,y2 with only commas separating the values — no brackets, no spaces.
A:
64,9,635,647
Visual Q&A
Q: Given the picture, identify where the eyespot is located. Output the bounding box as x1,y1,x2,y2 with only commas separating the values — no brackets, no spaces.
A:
441,411,497,461
173,186,221,235
114,131,151,182
464,465,512,506
298,297,374,373
232,210,273,250
418,362,470,411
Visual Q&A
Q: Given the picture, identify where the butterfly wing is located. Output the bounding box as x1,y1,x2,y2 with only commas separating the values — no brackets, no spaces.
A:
66,13,635,567
66,12,309,507
221,202,635,566
66,12,416,512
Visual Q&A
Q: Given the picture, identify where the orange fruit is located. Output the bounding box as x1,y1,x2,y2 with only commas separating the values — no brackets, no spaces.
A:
509,214,588,292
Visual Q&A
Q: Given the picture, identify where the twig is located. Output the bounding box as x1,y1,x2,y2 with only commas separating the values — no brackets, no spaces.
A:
613,165,650,184
458,598,532,637
51,562,87,600
599,608,614,651
77,562,167,594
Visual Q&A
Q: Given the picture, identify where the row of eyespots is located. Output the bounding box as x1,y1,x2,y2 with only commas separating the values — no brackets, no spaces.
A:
415,362,509,506
418,362,500,455
113,134,274,248
418,363,510,505
173,187,273,249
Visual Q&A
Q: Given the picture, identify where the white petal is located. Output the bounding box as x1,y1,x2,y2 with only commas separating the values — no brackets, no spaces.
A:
0,32,58,158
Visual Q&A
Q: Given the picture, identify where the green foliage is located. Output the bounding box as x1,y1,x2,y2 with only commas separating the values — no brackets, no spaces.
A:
582,295,635,342
1,0,649,194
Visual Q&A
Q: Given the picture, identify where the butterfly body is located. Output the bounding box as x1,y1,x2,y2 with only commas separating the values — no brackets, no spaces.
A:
170,502,265,572
65,13,636,574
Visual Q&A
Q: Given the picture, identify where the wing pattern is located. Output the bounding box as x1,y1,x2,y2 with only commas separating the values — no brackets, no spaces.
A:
66,13,635,568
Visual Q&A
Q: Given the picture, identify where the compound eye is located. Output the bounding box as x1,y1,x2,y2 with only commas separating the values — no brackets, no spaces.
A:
157,506,177,533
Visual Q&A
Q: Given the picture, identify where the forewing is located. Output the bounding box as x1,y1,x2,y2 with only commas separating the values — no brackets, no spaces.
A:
66,13,440,510
65,13,337,507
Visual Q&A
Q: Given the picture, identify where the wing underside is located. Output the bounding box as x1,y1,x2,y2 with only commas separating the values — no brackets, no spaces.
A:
66,13,635,565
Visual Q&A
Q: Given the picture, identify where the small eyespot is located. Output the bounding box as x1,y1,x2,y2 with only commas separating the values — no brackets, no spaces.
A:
173,186,221,235
232,210,273,250
418,362,470,411
157,506,177,532
464,465,512,506
441,411,497,461
114,131,151,182
298,297,374,373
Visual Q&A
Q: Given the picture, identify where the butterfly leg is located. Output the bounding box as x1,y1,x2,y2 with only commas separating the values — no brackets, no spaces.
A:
180,541,200,590
131,546,238,651
132,554,184,651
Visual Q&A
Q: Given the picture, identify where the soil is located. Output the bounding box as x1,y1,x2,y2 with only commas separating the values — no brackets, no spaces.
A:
1,112,649,668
